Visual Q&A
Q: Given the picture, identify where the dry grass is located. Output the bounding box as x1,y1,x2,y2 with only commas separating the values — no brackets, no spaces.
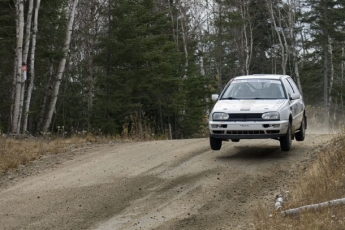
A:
255,132,345,230
0,134,113,175
0,130,167,177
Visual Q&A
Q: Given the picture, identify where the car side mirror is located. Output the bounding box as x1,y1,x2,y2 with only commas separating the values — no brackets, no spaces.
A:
290,93,300,100
211,94,219,101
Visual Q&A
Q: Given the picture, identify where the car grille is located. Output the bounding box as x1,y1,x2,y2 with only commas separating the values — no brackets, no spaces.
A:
227,113,263,121
227,130,265,134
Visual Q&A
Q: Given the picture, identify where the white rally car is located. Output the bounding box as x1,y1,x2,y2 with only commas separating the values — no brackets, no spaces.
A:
208,74,306,151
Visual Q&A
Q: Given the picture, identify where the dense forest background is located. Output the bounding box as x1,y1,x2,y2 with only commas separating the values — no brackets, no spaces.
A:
0,0,343,138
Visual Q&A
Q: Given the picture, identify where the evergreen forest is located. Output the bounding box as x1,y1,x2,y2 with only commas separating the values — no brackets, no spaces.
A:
0,0,343,138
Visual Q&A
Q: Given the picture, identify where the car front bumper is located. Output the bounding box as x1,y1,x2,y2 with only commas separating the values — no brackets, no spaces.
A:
208,120,289,140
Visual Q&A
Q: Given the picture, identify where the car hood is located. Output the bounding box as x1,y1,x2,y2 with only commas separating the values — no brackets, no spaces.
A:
212,99,287,113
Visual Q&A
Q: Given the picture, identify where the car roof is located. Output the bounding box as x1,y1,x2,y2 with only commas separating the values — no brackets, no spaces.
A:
233,74,288,80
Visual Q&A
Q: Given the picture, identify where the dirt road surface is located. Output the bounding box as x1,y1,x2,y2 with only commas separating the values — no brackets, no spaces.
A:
0,133,335,230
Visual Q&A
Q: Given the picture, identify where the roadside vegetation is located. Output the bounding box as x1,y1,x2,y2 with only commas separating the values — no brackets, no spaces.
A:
0,122,173,176
0,134,111,175
255,130,345,229
0,112,177,176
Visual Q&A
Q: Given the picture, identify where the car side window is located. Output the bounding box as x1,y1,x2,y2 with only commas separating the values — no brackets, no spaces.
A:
283,79,294,97
286,77,300,94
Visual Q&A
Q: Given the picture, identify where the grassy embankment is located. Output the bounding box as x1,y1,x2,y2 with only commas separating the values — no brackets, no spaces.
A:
255,132,345,229
255,107,345,230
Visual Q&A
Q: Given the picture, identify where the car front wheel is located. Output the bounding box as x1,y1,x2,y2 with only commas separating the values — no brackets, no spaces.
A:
280,122,292,151
210,136,222,150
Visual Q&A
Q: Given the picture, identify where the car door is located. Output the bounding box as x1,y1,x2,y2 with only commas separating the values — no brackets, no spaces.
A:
283,77,304,130
286,77,304,118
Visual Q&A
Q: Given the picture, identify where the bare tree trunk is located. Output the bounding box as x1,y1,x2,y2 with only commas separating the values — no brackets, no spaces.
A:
197,40,205,76
17,0,34,133
17,65,26,134
328,35,334,128
36,68,52,133
192,1,206,76
324,43,329,129
278,10,289,74
240,0,253,75
22,0,34,64
217,3,223,93
12,0,25,134
265,0,287,74
288,0,303,94
178,2,188,79
42,0,79,132
85,0,97,130
321,1,329,129
328,35,334,108
293,59,302,92
23,0,41,134
167,0,177,46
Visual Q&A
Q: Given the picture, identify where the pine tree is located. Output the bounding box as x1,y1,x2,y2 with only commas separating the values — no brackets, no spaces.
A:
92,0,182,136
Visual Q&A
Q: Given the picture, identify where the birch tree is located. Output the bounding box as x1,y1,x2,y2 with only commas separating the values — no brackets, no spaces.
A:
170,0,211,78
17,0,34,133
11,0,25,134
264,0,304,95
189,0,212,76
265,0,288,75
288,0,303,93
22,0,41,134
41,0,79,132
239,0,253,75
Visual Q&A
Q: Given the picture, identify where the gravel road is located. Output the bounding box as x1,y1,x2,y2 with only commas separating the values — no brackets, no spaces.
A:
0,134,335,230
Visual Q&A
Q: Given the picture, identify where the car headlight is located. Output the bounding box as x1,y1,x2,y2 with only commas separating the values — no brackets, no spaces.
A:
262,112,279,120
212,112,229,120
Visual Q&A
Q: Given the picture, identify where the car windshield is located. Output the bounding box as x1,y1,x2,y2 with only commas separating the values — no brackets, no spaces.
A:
221,79,286,100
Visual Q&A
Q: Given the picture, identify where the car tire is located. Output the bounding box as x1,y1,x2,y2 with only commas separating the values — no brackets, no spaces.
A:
231,139,240,142
295,116,306,141
210,136,222,150
280,122,292,151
